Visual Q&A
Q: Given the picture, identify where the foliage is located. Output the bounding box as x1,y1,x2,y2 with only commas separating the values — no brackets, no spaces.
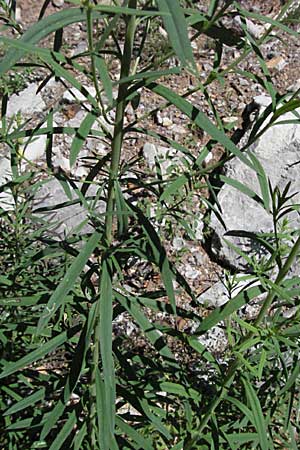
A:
0,0,300,449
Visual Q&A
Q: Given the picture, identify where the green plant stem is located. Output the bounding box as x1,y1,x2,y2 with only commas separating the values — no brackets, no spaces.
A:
89,2,137,446
104,0,137,243
185,234,300,449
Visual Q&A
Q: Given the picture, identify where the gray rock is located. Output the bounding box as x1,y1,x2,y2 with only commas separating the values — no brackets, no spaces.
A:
62,86,96,103
196,326,227,355
21,135,47,163
197,275,261,308
6,83,45,117
32,178,105,238
233,15,265,39
143,143,183,177
210,98,300,271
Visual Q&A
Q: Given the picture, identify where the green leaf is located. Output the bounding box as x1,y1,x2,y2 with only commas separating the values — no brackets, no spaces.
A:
40,302,98,440
155,0,195,69
70,111,98,167
4,388,45,416
220,175,263,205
116,291,178,368
147,82,257,172
115,416,154,450
0,37,99,110
0,8,103,75
195,284,265,334
242,377,271,450
0,325,80,379
95,55,113,107
279,360,300,395
48,411,77,450
126,201,177,314
160,174,189,202
248,153,270,211
99,259,116,449
73,423,88,450
37,231,101,333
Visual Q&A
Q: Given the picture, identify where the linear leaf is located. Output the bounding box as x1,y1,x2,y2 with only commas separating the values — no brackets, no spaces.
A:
220,175,263,205
41,303,97,440
160,174,189,202
155,0,195,69
99,260,116,449
95,55,113,107
126,201,177,313
242,377,271,450
48,411,77,450
37,231,101,333
115,416,154,450
195,284,265,334
248,153,270,212
115,291,178,368
70,111,98,167
0,325,80,379
4,388,45,416
147,82,257,172
0,9,102,74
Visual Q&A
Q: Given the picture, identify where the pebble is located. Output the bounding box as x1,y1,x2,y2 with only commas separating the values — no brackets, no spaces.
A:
52,0,64,7
223,116,238,125
172,237,186,251
184,264,200,280
162,117,173,128
266,56,287,71
15,7,22,22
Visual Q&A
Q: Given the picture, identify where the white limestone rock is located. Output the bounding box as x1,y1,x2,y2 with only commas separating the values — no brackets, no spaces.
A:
210,97,300,271
32,178,105,238
6,83,45,117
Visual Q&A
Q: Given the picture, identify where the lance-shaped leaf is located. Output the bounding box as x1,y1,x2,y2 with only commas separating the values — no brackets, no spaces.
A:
155,0,195,70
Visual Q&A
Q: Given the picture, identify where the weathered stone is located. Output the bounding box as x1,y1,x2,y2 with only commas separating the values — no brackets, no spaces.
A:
143,143,182,176
52,0,64,7
21,135,47,163
32,178,105,238
62,86,96,103
7,83,45,117
210,96,300,271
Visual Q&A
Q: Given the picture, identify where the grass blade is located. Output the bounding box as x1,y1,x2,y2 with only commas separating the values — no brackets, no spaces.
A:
4,388,45,416
48,411,77,450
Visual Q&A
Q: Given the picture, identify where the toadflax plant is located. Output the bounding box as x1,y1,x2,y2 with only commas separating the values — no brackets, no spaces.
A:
0,0,300,448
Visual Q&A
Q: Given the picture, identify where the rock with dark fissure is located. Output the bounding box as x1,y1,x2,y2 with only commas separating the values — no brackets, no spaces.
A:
209,96,300,273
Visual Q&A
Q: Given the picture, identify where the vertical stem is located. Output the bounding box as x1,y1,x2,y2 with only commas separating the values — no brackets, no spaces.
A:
104,0,137,243
89,1,137,447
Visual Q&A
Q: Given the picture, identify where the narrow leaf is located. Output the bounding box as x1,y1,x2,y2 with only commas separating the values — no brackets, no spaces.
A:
155,0,195,69
37,231,101,333
70,111,98,167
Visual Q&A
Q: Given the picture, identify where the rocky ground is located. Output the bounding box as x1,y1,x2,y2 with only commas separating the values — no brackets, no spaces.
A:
1,0,300,354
